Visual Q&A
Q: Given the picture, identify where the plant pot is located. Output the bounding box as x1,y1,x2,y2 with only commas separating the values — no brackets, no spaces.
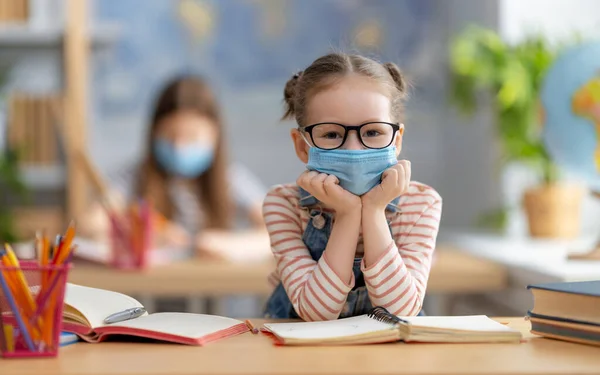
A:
523,184,584,239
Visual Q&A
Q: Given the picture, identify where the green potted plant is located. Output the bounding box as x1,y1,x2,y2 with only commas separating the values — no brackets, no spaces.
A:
0,148,29,243
448,26,583,238
0,65,29,243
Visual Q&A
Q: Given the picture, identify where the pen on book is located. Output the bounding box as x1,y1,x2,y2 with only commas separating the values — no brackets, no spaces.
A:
245,320,259,334
104,307,146,324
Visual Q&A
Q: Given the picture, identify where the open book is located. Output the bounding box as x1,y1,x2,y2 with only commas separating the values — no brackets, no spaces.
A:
62,283,248,345
262,307,522,346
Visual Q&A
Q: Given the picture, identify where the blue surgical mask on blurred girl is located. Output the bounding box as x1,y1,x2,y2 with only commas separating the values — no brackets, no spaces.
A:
153,139,214,178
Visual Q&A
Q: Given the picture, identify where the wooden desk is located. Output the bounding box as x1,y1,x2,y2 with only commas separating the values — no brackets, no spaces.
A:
3,318,600,375
67,248,508,297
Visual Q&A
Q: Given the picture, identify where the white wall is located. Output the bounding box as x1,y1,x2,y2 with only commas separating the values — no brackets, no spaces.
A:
500,0,600,44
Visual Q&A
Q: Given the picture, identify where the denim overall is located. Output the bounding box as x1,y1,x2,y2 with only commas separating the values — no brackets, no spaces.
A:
264,188,425,319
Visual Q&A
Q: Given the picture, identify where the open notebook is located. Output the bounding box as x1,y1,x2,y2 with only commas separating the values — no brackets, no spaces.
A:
262,307,522,346
62,283,248,345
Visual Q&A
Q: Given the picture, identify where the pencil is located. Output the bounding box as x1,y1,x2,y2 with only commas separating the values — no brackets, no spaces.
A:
0,308,7,352
40,231,49,286
1,247,43,344
3,324,14,352
245,319,259,334
129,204,139,266
53,221,75,265
34,246,75,321
34,244,75,348
0,262,35,351
139,199,151,267
3,245,37,318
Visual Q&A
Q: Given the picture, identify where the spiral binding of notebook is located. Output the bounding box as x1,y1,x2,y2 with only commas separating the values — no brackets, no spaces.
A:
366,307,408,325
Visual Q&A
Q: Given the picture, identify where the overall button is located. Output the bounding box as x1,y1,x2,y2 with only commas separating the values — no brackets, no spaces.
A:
312,214,325,229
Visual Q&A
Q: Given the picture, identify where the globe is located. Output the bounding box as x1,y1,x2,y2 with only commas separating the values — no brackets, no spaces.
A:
541,41,600,192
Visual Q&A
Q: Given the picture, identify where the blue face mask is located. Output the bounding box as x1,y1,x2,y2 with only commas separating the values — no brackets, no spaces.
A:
153,139,214,178
306,146,398,196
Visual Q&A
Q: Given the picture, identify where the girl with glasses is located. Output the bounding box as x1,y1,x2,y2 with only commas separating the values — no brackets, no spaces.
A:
263,53,442,321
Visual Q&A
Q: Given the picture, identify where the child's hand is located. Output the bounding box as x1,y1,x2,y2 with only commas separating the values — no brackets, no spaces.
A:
361,160,411,211
297,171,361,216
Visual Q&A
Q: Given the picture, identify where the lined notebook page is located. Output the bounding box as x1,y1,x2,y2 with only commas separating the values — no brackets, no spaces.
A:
64,283,145,329
108,313,243,339
402,315,514,332
263,315,395,340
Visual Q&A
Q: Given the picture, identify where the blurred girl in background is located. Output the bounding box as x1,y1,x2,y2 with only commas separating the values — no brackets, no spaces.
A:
79,75,269,261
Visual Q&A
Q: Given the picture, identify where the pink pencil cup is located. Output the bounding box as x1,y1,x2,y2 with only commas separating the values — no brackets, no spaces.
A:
0,261,70,358
109,209,152,270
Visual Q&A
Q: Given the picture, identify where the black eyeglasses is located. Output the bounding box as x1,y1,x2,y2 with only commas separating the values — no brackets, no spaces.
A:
300,122,401,150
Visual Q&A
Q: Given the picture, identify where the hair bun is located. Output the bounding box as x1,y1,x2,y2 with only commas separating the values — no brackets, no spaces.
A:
283,70,303,120
383,62,407,95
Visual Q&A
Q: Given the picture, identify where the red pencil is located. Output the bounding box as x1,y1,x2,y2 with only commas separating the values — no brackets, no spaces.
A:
139,200,151,268
0,306,8,352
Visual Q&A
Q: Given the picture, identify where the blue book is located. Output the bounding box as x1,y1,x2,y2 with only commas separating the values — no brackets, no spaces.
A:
527,280,600,326
59,332,79,347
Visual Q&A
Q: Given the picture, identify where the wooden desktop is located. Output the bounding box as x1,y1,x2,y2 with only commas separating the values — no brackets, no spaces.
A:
2,318,599,375
66,247,508,297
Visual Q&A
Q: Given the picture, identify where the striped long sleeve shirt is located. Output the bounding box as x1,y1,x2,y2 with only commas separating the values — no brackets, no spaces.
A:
263,181,442,321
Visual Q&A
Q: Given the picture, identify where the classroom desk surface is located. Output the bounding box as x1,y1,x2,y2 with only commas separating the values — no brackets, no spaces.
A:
3,318,600,375
66,248,508,296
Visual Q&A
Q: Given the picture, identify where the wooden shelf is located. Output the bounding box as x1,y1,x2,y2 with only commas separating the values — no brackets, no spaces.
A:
0,23,120,49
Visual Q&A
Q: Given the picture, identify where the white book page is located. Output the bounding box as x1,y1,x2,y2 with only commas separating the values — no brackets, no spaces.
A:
64,283,145,329
107,313,243,339
263,315,394,340
402,315,516,332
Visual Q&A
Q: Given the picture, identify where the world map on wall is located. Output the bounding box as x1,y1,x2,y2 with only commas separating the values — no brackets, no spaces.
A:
93,0,432,117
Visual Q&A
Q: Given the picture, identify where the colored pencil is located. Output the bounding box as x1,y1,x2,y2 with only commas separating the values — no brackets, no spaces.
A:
1,245,42,342
0,308,7,352
3,244,35,311
3,324,14,352
53,222,75,266
32,247,75,322
0,223,77,355
140,199,151,267
0,260,35,351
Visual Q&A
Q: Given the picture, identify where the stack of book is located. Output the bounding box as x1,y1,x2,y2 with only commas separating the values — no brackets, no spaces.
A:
527,280,600,346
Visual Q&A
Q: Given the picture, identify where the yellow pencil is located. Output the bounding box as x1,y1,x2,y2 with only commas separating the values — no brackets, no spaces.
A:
3,244,35,310
3,244,44,344
3,324,14,352
0,253,28,310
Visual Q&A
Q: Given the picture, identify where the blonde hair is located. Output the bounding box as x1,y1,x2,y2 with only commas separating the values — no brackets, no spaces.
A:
282,53,408,126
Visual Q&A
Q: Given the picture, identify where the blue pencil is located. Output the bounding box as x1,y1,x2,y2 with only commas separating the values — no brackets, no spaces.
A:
0,251,36,352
